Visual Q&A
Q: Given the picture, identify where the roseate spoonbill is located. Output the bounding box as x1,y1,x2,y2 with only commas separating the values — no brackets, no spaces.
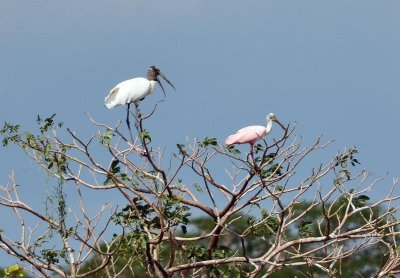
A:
225,113,279,146
104,66,175,130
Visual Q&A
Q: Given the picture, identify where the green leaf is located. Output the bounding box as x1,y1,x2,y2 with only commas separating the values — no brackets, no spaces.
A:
340,168,351,180
140,129,152,144
1,122,21,146
110,159,121,174
41,249,60,264
261,163,282,178
254,143,265,154
299,221,313,237
247,216,256,226
104,159,123,184
4,264,25,277
199,137,218,147
25,132,38,148
300,221,313,229
38,113,57,134
177,143,187,155
334,177,343,186
267,218,279,232
354,195,370,208
261,209,268,219
356,195,369,201
193,183,204,194
225,145,241,154
100,129,113,145
44,141,51,155
335,147,360,169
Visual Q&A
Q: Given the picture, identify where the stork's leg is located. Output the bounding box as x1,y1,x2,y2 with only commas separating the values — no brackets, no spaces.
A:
126,102,131,130
126,102,135,142
134,102,141,131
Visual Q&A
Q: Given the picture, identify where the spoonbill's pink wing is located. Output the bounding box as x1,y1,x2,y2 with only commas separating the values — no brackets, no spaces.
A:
225,125,266,146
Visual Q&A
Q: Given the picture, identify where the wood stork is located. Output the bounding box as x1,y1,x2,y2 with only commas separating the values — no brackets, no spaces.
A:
225,113,279,146
104,66,175,131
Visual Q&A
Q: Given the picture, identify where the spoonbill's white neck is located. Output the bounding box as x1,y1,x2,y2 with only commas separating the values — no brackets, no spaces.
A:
266,115,273,135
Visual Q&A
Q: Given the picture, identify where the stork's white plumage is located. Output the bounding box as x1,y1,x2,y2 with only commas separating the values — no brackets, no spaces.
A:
105,66,175,109
104,66,175,131
105,77,157,109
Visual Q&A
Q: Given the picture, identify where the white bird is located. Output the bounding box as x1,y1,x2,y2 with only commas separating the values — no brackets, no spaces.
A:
105,66,175,130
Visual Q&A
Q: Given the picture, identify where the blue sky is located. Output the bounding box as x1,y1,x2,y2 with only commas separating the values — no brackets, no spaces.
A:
1,0,400,266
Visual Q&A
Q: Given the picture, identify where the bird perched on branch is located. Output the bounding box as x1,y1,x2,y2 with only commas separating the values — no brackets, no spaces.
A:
104,66,175,131
225,113,281,146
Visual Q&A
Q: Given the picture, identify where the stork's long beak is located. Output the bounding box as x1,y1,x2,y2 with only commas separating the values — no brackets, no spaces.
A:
158,71,176,97
157,79,167,97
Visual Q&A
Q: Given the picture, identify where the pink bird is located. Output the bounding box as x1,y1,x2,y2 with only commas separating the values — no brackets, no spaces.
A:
225,113,277,146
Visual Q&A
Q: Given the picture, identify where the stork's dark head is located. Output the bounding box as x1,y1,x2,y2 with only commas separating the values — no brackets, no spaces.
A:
147,66,176,97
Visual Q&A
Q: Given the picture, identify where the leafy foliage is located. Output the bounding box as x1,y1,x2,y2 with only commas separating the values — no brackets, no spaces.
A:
0,122,20,146
104,159,130,185
298,221,314,237
140,129,152,144
99,128,113,145
3,265,25,278
1,115,69,175
225,145,241,155
199,137,218,148
353,194,370,208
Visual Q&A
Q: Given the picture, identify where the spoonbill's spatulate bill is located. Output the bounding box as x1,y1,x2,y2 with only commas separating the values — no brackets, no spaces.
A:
104,66,175,130
225,113,277,146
